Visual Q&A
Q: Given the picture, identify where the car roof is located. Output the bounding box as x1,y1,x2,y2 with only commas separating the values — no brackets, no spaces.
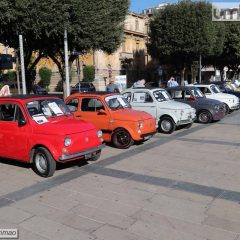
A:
193,84,214,87
69,92,118,97
0,95,59,102
125,87,165,91
167,86,198,90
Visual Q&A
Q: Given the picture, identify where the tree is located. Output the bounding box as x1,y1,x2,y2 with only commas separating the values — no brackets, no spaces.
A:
148,0,219,84
0,0,129,92
39,67,52,90
216,23,240,79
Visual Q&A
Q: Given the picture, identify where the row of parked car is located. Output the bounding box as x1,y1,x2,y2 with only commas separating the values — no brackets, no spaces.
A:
0,82,239,177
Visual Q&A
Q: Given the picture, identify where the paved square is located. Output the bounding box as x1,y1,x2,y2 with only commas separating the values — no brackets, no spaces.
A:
0,111,240,240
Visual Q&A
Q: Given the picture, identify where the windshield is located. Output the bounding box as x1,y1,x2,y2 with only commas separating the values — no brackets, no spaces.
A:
153,90,172,102
26,98,71,119
225,84,233,90
105,95,131,110
210,85,221,94
191,88,204,98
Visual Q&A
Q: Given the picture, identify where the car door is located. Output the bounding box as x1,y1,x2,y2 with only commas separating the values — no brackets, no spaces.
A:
184,90,197,108
130,91,157,118
78,97,110,132
0,103,29,161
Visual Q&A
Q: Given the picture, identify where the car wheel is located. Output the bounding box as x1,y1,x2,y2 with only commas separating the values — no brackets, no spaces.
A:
159,116,176,134
112,128,134,149
32,147,56,177
87,151,101,161
197,110,213,123
223,103,230,114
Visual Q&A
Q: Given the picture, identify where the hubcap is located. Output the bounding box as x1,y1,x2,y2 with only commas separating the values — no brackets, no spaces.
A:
35,153,47,173
161,120,172,132
199,112,209,123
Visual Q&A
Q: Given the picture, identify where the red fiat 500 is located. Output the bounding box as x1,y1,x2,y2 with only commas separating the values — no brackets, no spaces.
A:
0,95,104,177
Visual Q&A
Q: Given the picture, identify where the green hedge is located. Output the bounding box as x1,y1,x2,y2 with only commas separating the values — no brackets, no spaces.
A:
83,65,95,82
39,67,52,89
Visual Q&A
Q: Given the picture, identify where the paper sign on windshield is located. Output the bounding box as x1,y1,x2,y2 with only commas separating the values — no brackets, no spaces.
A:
48,102,63,115
33,116,48,124
133,93,145,103
118,98,127,107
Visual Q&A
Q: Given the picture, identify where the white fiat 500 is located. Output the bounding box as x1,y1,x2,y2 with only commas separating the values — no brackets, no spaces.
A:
193,84,239,113
122,88,196,134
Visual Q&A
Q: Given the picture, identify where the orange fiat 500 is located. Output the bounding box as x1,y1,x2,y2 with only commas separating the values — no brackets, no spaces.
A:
65,92,157,149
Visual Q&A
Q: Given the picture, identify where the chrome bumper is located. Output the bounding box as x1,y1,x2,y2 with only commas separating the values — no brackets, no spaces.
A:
230,104,240,110
59,144,105,161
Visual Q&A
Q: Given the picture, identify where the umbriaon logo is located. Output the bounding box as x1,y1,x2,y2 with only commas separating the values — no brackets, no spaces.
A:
212,2,240,21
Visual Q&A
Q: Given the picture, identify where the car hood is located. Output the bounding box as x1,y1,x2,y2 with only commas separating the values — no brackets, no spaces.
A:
196,98,222,105
213,93,237,100
31,117,97,135
111,108,153,121
159,100,193,110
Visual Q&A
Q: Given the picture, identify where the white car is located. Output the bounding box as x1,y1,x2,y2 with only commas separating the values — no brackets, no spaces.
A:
122,88,196,134
193,84,239,113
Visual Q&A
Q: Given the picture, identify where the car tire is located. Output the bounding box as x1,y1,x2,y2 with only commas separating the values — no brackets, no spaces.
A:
159,116,176,134
197,110,213,123
223,103,230,114
87,151,101,161
32,147,56,177
112,128,134,149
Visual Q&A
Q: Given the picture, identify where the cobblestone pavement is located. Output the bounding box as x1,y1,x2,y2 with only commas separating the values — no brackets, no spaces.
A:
0,111,240,240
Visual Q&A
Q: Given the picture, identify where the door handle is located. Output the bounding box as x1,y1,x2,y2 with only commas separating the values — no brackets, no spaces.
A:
76,115,81,118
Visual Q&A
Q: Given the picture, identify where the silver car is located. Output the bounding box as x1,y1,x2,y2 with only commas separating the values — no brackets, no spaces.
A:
122,88,196,134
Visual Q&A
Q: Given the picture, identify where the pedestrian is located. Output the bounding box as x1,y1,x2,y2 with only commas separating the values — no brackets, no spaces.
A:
167,76,179,87
133,79,146,88
106,79,120,93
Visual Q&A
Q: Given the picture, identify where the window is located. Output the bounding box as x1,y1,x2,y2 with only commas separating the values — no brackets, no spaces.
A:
81,98,105,112
185,91,191,99
66,98,78,112
0,104,22,122
132,92,153,103
199,87,211,94
135,19,139,31
171,90,184,99
122,92,132,102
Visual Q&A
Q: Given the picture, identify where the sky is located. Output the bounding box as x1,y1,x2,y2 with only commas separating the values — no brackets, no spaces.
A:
130,0,240,13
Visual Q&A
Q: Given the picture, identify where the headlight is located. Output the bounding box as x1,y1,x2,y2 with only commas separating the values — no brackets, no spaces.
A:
138,121,143,129
97,130,103,138
64,138,72,147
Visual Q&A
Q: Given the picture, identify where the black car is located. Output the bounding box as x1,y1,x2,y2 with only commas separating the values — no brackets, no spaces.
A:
71,82,96,94
32,84,48,95
167,86,225,123
211,81,240,98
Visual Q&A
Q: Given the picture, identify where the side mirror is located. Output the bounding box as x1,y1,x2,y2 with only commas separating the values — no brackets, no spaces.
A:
98,109,107,115
18,119,26,127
